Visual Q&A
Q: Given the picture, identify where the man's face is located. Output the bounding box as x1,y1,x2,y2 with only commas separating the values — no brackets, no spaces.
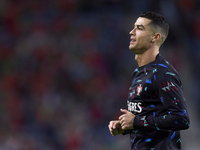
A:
129,17,154,54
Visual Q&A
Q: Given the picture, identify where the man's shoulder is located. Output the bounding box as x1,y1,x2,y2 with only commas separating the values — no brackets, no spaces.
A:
155,54,178,74
154,55,182,85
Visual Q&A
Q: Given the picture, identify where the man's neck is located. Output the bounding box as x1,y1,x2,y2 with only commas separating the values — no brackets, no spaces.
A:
135,48,159,67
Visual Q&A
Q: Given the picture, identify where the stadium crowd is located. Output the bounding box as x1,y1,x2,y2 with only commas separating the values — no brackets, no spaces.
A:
0,0,199,149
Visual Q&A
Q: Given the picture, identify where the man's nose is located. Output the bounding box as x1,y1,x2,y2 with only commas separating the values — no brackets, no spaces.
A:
129,28,136,35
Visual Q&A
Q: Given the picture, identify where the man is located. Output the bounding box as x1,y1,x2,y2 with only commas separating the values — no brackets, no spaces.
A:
108,12,190,150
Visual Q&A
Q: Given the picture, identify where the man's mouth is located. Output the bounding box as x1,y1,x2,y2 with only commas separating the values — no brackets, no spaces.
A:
130,39,136,43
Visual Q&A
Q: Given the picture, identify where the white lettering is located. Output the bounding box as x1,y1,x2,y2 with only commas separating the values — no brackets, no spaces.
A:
127,101,142,113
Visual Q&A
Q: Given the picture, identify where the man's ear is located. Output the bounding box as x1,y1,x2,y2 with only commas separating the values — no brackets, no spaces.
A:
152,33,161,43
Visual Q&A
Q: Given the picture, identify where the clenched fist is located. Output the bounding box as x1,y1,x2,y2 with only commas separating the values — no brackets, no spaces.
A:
108,120,124,136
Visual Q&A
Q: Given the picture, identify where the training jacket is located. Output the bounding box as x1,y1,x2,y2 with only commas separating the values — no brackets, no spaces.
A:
124,54,190,150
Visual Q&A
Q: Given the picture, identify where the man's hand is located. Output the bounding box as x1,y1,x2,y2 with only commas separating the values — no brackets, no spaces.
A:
108,120,124,136
119,109,135,130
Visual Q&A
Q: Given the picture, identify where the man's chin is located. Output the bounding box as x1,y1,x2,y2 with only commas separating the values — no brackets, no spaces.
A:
129,46,136,52
129,48,142,55
129,45,134,50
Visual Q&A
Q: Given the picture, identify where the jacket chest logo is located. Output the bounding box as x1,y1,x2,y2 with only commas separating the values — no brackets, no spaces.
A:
129,84,143,98
137,84,143,96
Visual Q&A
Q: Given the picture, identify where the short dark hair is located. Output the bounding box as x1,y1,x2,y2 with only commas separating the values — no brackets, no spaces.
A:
140,12,169,45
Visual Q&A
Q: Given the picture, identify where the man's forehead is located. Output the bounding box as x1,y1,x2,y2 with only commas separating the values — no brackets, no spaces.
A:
135,17,151,26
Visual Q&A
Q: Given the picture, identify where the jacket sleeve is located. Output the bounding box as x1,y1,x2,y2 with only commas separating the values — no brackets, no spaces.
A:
133,69,190,132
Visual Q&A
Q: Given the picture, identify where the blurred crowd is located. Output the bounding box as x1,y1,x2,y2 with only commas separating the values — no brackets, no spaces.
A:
0,0,199,149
